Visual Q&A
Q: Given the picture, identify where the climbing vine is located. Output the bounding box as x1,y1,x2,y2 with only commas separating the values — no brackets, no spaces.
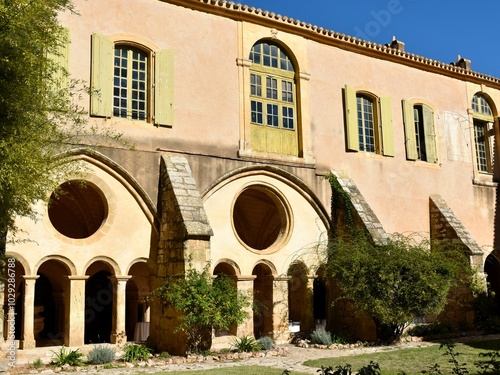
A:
326,173,357,237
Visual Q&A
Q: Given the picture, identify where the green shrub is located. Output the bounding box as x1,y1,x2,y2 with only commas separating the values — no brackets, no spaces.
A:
31,358,42,369
407,322,454,337
122,343,152,362
311,328,333,346
232,336,262,352
87,344,116,364
331,333,349,345
324,213,467,343
357,361,381,375
153,264,250,353
257,336,274,350
159,351,171,359
51,346,84,366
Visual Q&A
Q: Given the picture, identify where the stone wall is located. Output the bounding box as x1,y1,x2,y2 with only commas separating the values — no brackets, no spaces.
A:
326,179,485,339
150,155,213,355
429,195,484,328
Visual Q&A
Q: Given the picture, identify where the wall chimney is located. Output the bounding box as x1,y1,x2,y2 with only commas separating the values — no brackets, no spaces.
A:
385,36,405,52
451,55,471,70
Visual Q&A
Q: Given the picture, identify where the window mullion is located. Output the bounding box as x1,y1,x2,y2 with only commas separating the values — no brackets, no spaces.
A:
126,49,133,120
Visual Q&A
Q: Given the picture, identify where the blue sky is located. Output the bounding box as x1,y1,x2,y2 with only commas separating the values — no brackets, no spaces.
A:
241,0,500,78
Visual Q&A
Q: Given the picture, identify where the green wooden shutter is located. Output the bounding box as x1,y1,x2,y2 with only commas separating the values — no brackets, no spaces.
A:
423,105,438,163
344,85,359,151
90,33,113,117
380,96,394,156
154,49,174,126
402,100,418,160
49,27,70,93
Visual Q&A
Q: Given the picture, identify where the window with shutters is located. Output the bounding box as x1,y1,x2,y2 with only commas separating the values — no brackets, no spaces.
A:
90,34,174,127
472,93,495,174
249,41,298,156
344,85,394,156
402,101,438,163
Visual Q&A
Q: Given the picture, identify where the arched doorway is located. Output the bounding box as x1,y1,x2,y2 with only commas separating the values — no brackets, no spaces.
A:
35,259,70,347
485,253,500,310
313,267,328,329
252,263,273,338
85,262,114,344
126,261,150,342
288,262,310,333
213,261,238,336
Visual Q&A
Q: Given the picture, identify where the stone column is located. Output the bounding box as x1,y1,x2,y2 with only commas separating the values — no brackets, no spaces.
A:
236,275,255,337
110,276,131,344
20,275,38,349
65,276,88,347
272,276,290,344
301,277,315,333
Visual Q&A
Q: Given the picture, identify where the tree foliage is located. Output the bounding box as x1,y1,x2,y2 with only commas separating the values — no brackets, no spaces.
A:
326,231,468,342
154,265,250,353
0,0,122,242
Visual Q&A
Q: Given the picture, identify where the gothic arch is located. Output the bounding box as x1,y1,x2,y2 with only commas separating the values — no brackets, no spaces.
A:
202,165,330,231
60,148,159,236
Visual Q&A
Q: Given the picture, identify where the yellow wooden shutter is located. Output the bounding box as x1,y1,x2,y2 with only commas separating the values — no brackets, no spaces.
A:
402,100,417,160
380,96,394,156
423,105,438,163
90,33,113,117
154,49,174,126
344,85,359,151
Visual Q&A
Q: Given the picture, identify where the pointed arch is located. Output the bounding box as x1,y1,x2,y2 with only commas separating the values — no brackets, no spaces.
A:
59,148,159,236
202,164,330,232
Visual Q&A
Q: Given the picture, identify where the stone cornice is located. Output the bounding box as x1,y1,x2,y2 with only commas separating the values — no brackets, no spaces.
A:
162,0,500,88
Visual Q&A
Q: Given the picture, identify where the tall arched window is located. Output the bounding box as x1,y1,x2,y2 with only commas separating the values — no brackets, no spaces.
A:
249,41,298,156
113,46,148,121
90,34,174,127
472,93,495,173
344,86,394,156
357,94,376,153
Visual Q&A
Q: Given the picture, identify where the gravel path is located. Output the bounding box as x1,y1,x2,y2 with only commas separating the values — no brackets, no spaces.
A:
9,334,500,375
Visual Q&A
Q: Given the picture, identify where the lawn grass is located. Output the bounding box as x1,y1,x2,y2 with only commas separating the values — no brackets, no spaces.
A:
303,339,500,375
150,367,307,375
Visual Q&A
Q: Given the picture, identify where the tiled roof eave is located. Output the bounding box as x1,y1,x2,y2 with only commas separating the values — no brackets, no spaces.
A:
163,0,500,88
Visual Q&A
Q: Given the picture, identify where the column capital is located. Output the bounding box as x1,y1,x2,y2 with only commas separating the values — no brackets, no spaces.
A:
22,275,39,281
67,275,89,281
273,276,291,282
109,275,133,282
237,275,257,282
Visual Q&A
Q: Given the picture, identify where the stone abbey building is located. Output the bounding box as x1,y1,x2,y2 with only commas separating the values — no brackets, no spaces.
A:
3,0,499,354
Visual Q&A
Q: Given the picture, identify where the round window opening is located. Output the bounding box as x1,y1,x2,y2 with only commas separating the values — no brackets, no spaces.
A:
232,187,289,251
48,180,108,239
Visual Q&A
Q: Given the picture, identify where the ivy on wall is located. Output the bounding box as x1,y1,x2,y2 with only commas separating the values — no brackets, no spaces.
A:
327,173,357,238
